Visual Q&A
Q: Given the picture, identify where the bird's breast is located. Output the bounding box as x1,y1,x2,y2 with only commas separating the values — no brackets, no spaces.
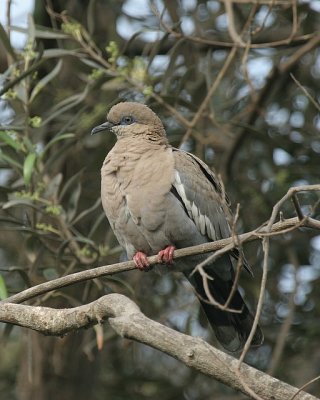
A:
101,143,175,231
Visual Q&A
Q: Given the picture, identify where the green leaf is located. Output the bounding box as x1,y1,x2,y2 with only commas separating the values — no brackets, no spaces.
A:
80,58,103,69
59,169,83,201
0,150,23,169
2,199,40,210
0,275,8,300
27,14,36,44
71,197,101,224
41,133,75,156
42,86,90,126
30,59,63,102
0,23,17,61
42,48,80,59
34,29,69,39
43,173,63,198
0,59,44,98
0,131,24,152
67,182,81,221
88,211,106,238
23,153,37,185
22,136,36,153
10,25,69,39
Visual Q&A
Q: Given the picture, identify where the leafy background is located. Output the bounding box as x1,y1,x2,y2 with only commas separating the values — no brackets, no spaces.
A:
0,0,320,399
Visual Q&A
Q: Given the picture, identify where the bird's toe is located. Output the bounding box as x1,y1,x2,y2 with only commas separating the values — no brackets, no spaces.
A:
157,246,176,264
133,251,150,271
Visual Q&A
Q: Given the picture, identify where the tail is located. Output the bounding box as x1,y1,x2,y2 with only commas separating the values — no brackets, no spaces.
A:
185,263,264,352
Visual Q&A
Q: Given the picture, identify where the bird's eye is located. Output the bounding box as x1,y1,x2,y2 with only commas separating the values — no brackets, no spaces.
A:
120,116,135,125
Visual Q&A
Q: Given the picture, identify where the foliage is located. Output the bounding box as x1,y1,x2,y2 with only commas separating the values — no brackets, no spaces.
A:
0,1,319,399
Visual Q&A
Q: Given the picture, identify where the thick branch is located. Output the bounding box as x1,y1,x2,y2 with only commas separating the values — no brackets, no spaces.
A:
0,294,316,400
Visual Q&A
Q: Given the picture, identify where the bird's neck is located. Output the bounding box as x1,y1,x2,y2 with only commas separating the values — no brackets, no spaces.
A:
115,133,169,149
103,134,172,179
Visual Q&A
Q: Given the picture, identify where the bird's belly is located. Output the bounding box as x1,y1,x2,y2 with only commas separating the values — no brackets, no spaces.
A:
101,182,153,258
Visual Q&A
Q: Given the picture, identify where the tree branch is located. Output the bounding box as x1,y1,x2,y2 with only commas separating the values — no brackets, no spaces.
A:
1,214,317,305
2,184,320,305
0,293,317,400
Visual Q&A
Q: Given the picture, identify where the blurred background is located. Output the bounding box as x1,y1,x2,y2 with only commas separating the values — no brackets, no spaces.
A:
0,0,319,399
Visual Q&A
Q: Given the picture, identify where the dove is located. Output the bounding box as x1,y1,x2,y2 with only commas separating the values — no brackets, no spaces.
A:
91,102,263,352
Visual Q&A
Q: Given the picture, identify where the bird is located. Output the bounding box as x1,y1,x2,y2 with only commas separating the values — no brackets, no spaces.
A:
91,101,263,352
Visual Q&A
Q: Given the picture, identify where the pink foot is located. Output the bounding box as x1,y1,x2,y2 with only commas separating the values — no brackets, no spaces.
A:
157,246,176,264
133,251,150,271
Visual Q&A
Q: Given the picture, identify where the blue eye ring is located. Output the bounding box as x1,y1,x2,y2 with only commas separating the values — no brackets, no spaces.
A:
120,115,135,125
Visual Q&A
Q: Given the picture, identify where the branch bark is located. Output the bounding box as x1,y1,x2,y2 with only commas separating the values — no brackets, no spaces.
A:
0,294,317,400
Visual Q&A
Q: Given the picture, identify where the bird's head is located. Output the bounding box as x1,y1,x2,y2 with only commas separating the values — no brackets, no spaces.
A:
91,102,166,141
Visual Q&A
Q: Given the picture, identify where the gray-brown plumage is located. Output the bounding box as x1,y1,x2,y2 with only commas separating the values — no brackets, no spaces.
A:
92,102,263,352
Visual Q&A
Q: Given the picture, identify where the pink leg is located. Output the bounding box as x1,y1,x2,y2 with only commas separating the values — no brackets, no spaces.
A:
157,246,176,264
133,251,150,271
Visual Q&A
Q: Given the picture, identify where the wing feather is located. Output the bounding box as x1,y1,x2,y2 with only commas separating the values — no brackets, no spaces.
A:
172,148,252,274
172,149,230,242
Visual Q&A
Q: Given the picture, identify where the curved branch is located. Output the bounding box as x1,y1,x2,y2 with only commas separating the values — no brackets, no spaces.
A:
0,294,316,400
1,185,319,306
2,216,320,305
0,215,314,305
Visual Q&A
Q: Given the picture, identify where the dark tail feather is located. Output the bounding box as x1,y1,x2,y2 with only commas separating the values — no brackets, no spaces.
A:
185,270,264,352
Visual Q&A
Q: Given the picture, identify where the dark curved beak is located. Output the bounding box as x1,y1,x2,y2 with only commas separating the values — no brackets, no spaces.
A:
91,121,114,135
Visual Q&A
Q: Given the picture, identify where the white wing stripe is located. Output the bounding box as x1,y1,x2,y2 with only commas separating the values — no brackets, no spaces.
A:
198,213,205,235
174,170,192,213
174,170,216,240
191,202,198,221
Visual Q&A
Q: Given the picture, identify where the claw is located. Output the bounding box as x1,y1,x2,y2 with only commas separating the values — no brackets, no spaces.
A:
133,251,150,271
157,246,175,264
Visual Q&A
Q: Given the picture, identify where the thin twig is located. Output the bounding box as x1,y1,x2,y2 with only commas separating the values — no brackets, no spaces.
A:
279,32,320,73
290,73,320,112
5,0,12,66
292,193,304,221
197,268,242,313
237,185,320,365
224,0,246,47
158,28,315,50
178,1,260,145
267,247,297,376
238,234,269,365
251,0,275,36
235,367,265,400
180,46,238,144
288,0,298,43
223,204,244,309
290,375,320,400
